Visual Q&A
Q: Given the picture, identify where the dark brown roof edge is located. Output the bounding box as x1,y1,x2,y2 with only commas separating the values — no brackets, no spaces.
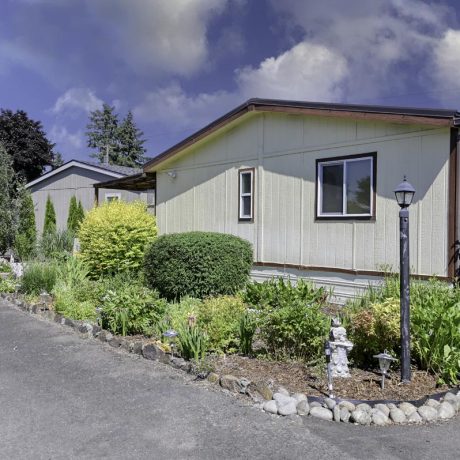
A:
144,98,460,172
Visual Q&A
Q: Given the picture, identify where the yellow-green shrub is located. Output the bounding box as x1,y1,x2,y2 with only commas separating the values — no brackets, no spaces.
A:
78,201,157,277
347,297,400,366
197,296,246,353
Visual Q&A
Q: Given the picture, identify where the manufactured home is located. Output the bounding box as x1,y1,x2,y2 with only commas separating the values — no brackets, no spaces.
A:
26,160,154,233
101,99,460,300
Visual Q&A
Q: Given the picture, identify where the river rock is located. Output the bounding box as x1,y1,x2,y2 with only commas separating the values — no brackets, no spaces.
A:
219,375,241,393
296,400,310,416
263,400,278,415
351,409,371,425
276,386,290,396
374,404,390,417
207,372,219,384
333,405,341,422
324,397,336,410
372,411,389,426
273,393,294,405
418,405,438,422
443,392,460,411
310,406,333,421
425,398,440,408
390,408,406,423
340,407,351,423
386,403,397,410
339,401,355,412
278,401,298,416
355,403,372,413
293,393,307,402
309,401,322,409
399,402,417,416
142,343,166,361
250,382,273,401
438,401,456,419
407,411,422,423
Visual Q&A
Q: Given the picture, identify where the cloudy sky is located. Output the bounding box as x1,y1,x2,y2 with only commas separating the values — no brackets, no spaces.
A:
1,0,460,162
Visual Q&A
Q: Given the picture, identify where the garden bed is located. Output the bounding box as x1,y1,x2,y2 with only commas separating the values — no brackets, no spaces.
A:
210,354,450,402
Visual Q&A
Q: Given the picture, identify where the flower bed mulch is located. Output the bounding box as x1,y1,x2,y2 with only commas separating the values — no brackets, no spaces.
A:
210,355,452,401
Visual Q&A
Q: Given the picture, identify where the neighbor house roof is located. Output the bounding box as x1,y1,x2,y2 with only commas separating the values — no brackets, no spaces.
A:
144,98,460,172
26,159,142,189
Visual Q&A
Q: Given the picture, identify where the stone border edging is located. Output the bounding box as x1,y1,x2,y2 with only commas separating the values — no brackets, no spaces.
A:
2,292,460,427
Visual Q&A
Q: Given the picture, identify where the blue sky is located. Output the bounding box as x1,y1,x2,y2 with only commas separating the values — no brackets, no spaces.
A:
1,0,460,162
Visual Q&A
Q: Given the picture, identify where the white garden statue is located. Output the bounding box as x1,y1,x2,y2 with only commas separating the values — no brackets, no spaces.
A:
329,318,353,378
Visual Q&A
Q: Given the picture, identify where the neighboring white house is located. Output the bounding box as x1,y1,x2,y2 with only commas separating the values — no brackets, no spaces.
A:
106,99,460,300
26,160,154,233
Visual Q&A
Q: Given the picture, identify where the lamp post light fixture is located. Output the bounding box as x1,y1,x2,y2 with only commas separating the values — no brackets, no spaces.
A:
394,176,415,384
373,350,397,390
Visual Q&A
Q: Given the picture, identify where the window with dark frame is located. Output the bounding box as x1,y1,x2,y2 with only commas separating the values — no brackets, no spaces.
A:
317,153,376,219
239,168,254,221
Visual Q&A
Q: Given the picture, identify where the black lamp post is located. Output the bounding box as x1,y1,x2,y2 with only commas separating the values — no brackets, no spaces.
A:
394,176,415,383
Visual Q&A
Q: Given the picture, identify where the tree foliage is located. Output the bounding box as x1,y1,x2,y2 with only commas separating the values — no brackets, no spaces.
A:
14,184,36,260
0,143,15,252
67,196,78,233
43,195,57,236
0,109,56,182
86,104,146,167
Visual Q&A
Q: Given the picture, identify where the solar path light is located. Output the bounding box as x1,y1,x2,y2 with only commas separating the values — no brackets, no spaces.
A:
374,350,397,390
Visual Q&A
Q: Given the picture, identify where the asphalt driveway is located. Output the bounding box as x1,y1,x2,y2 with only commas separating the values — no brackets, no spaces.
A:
1,301,459,460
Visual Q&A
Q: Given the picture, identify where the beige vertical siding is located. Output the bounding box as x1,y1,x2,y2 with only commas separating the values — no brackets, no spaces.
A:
29,166,145,233
156,112,451,278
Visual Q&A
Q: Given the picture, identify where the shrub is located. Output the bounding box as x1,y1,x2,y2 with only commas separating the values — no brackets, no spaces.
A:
0,260,12,273
346,276,460,384
0,274,16,293
242,278,330,361
43,195,56,236
21,261,59,295
144,231,253,300
0,143,14,252
197,296,246,353
67,196,78,232
78,200,157,277
38,229,74,261
14,184,36,260
99,277,167,336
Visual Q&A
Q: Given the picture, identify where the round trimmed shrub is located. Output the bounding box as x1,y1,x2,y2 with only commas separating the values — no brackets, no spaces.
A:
78,200,157,277
144,231,253,300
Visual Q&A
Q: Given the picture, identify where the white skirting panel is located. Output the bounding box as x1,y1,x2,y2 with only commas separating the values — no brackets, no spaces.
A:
250,265,384,304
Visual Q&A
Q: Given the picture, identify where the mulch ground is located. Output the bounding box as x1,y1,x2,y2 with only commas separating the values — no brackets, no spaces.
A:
210,354,454,401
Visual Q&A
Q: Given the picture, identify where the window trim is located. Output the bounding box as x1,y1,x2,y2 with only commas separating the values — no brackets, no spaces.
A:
315,152,377,221
105,192,121,202
238,168,255,222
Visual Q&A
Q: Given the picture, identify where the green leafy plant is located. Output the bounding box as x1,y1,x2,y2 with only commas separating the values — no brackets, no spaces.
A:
0,143,15,253
242,278,330,361
144,231,253,300
0,275,16,293
196,295,246,353
20,261,59,295
0,260,12,273
177,323,209,362
38,229,74,261
78,200,157,278
99,278,167,336
239,310,257,356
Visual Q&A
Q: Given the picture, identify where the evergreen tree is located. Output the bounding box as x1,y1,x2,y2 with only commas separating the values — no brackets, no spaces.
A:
43,195,57,236
116,111,146,167
67,196,78,233
86,103,119,164
0,143,15,252
14,184,36,260
53,152,64,169
76,201,85,231
0,109,56,182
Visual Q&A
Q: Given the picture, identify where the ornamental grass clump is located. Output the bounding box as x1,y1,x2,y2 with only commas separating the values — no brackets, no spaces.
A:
144,231,253,300
78,200,157,278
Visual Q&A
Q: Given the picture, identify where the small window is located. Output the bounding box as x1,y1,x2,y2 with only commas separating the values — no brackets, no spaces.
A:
317,153,376,219
239,168,254,221
105,192,121,202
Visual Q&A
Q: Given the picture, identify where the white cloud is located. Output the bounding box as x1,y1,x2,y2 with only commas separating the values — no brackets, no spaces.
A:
431,29,460,106
88,0,228,77
51,88,103,114
236,42,348,101
49,125,84,151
